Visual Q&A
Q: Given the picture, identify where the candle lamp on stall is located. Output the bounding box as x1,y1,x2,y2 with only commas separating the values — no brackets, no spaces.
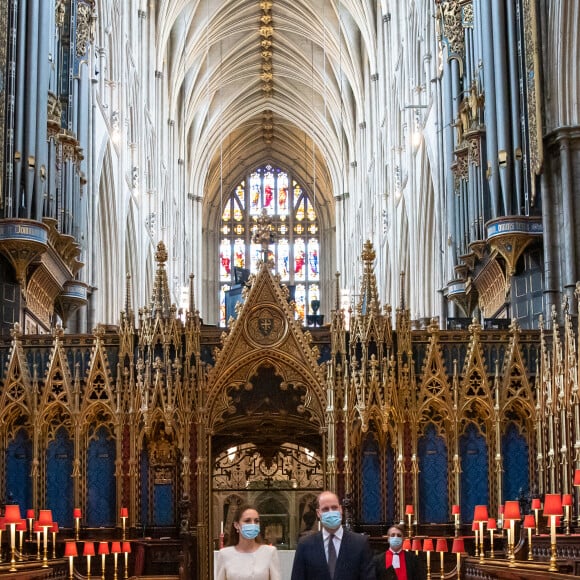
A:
111,541,122,580
471,521,479,557
5,504,22,571
122,541,131,580
503,501,521,566
73,508,82,540
452,505,460,536
83,541,95,578
543,493,563,572
26,509,35,541
487,518,497,558
435,537,447,580
562,493,573,535
37,509,53,567
523,514,535,560
17,519,27,560
531,498,541,535
120,507,129,540
98,541,109,580
405,505,414,537
64,541,78,580
411,537,422,556
423,538,434,580
451,537,465,580
51,522,59,558
473,505,489,562
402,537,412,551
33,522,42,560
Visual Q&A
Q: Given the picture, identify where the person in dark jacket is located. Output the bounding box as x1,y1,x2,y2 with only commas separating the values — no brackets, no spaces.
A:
373,525,426,580
291,490,376,580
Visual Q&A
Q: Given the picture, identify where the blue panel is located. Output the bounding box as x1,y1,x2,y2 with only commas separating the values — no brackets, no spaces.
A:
87,426,116,527
46,428,74,526
386,444,395,523
418,424,448,523
6,428,32,509
460,423,489,523
140,449,149,526
361,434,381,523
502,422,529,502
154,484,174,526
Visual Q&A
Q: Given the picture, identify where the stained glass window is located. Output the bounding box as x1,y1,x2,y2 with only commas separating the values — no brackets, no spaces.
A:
219,165,320,325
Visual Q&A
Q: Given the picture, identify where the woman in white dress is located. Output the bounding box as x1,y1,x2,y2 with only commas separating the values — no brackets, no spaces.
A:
216,504,282,580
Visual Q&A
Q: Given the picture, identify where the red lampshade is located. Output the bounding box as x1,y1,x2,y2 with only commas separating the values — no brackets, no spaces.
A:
402,538,412,551
405,504,414,515
503,501,521,521
574,469,580,486
523,514,535,528
98,541,109,555
531,498,541,510
120,507,129,518
110,541,122,554
451,538,465,553
122,541,132,554
471,521,478,531
4,505,22,524
436,538,448,552
498,505,504,515
473,505,489,522
51,522,59,533
26,509,35,519
423,538,434,552
452,504,460,515
33,522,42,533
562,493,573,507
37,509,53,527
64,541,78,557
16,519,26,532
487,518,497,530
73,508,82,519
411,538,422,551
83,541,95,557
543,494,563,516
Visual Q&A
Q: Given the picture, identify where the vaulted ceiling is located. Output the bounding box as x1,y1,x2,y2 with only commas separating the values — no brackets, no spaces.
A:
156,0,378,214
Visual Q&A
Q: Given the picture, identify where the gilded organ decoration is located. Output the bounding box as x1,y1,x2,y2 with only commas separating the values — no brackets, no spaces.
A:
76,1,96,58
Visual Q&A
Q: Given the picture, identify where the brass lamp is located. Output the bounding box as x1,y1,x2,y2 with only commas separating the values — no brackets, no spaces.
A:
120,507,129,540
83,541,95,578
471,520,479,557
531,498,541,535
423,538,434,580
16,519,26,560
451,537,465,579
473,505,488,562
4,504,22,571
411,537,422,555
562,494,573,535
486,518,497,558
37,509,53,567
405,504,414,537
435,537,447,580
122,541,131,580
26,509,35,541
543,493,563,572
452,505,460,536
64,541,78,580
111,541,122,580
98,541,109,580
523,514,535,560
503,500,521,565
73,508,82,540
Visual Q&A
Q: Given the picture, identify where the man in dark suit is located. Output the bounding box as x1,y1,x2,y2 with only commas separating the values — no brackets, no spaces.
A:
291,490,376,580
373,525,426,580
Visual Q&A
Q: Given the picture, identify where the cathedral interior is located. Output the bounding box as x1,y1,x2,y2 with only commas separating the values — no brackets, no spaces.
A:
1,1,580,579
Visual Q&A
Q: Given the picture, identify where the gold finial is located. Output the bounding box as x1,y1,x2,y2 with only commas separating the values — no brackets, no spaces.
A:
156,241,168,263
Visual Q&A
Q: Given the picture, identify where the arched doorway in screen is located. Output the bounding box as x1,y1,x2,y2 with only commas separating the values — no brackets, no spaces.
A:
218,165,320,326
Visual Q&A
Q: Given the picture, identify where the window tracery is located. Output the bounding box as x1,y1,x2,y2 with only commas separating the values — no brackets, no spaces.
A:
219,165,320,325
